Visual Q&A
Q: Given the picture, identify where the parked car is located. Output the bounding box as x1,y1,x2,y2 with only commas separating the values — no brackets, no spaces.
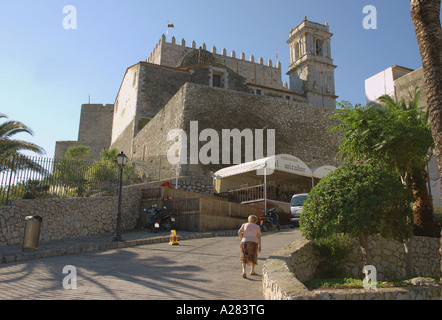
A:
290,193,308,227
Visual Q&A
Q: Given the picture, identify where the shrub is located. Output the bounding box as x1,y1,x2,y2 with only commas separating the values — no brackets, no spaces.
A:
312,233,355,278
300,164,414,264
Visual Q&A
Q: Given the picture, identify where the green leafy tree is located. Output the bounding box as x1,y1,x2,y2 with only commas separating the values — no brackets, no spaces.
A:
100,147,138,182
331,89,437,237
85,148,138,194
300,164,414,265
84,159,118,194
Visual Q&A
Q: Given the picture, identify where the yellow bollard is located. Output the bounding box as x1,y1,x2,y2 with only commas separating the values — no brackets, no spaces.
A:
169,229,179,245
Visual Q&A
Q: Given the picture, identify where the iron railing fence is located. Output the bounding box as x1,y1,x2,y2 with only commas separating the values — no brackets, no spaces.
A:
0,155,138,205
216,183,310,204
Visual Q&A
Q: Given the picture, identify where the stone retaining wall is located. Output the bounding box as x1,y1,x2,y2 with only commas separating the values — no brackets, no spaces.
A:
176,175,213,195
344,234,442,281
0,183,150,246
263,235,442,300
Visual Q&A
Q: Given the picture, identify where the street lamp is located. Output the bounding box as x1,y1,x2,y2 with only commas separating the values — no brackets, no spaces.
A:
113,151,128,242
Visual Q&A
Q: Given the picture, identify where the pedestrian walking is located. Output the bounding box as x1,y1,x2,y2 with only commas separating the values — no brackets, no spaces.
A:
238,215,262,278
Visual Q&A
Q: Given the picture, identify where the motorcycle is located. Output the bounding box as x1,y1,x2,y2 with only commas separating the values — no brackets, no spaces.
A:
259,207,280,232
144,204,176,233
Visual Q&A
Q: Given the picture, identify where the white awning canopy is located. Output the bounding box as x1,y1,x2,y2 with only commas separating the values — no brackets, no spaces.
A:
213,154,313,179
213,156,272,179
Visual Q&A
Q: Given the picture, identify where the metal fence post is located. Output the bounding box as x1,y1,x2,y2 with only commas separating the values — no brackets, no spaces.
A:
5,155,16,205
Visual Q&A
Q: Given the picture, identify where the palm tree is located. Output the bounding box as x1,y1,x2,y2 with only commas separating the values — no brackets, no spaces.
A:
0,113,46,173
410,0,442,201
100,147,119,163
379,91,437,237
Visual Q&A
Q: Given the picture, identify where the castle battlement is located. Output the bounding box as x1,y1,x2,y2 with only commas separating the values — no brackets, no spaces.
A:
147,34,284,90
148,34,281,69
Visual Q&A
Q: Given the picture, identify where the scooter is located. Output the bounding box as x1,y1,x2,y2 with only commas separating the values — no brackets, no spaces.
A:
259,207,280,232
160,208,176,231
144,204,176,233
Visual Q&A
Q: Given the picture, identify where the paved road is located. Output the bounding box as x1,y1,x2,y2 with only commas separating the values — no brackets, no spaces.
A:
0,228,301,300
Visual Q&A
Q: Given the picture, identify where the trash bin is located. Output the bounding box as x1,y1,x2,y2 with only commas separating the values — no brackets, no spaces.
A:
22,215,42,252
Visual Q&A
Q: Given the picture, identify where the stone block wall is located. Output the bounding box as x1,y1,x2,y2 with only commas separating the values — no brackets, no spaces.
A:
344,234,442,281
136,62,191,127
77,104,114,160
0,183,150,246
131,82,341,180
176,175,213,195
263,235,442,300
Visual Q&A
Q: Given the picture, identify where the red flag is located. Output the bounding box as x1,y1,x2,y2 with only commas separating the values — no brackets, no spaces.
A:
168,23,174,28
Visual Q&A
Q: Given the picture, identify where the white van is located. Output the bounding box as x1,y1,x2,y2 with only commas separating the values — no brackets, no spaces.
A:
290,193,308,226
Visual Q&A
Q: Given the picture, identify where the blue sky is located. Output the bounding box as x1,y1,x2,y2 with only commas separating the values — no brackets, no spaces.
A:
0,0,430,158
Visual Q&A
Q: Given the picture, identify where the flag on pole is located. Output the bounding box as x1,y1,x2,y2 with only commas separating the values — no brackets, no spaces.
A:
166,21,174,35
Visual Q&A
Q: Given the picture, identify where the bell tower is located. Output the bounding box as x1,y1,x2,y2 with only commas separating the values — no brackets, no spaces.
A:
287,17,337,109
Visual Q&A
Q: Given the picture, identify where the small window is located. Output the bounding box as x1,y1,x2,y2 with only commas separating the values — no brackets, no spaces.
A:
285,95,291,100
255,89,262,95
213,74,222,87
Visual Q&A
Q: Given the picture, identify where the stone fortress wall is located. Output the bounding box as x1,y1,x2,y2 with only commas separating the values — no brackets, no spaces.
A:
131,82,342,179
78,104,114,160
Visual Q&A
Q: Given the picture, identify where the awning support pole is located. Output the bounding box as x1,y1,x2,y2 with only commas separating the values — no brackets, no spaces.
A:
264,166,267,213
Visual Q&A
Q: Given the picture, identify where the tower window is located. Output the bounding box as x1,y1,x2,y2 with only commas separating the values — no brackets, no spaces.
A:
315,38,323,56
295,42,300,60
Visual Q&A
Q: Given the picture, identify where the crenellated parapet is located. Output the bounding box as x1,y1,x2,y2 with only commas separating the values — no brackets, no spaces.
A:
148,34,281,69
146,34,284,90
